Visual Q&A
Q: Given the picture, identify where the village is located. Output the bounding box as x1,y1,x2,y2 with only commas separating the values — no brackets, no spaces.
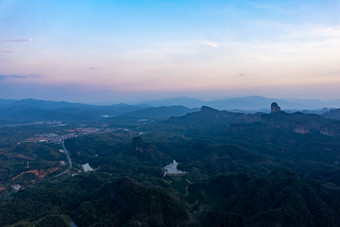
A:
18,124,124,144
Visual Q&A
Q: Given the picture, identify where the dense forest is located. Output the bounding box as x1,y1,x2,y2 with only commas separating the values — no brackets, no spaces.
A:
1,103,340,226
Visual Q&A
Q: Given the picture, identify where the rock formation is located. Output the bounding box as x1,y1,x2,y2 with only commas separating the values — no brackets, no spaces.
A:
271,102,281,113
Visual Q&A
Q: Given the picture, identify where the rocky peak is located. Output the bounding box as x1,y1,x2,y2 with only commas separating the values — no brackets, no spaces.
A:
271,102,281,113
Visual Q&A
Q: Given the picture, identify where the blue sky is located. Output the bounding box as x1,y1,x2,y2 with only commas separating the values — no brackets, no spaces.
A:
1,0,340,103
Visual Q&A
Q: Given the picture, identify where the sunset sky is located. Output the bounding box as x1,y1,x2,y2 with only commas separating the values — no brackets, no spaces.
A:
1,0,340,103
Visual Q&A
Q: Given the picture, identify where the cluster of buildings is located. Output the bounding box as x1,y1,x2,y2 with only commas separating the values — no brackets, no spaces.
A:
20,133,77,144
18,125,127,145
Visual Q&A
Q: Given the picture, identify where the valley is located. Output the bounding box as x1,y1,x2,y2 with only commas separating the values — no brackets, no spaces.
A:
1,100,340,226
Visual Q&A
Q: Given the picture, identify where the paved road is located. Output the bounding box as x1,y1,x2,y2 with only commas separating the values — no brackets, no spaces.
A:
0,140,73,198
50,140,72,178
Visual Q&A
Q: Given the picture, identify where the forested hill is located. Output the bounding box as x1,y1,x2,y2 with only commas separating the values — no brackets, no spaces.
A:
163,105,340,136
0,99,196,123
1,103,340,226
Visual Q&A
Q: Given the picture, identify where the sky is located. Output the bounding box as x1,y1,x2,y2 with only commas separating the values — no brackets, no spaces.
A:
1,0,340,104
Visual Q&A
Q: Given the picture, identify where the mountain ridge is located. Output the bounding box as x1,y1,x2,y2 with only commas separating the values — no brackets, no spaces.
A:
144,96,340,110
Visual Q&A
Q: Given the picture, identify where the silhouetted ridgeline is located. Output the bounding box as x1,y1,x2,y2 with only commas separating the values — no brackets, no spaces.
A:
0,99,196,123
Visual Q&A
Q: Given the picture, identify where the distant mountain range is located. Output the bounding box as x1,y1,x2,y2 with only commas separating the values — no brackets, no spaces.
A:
163,105,340,137
0,99,150,123
116,105,198,121
0,99,196,124
144,96,340,111
1,97,340,124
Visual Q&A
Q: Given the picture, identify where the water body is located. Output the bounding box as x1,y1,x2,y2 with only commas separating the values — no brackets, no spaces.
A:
163,160,186,174
82,163,94,172
70,220,78,227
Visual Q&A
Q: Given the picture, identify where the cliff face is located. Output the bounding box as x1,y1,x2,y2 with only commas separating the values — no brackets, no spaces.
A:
271,102,281,113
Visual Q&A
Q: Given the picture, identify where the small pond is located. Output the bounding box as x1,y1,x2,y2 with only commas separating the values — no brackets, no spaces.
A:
163,160,186,174
82,163,94,172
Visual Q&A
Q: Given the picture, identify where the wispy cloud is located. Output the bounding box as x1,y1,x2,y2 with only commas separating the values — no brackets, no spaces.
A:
289,26,340,39
0,75,27,80
2,38,33,42
201,41,218,48
0,50,19,53
89,67,100,70
0,74,42,80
